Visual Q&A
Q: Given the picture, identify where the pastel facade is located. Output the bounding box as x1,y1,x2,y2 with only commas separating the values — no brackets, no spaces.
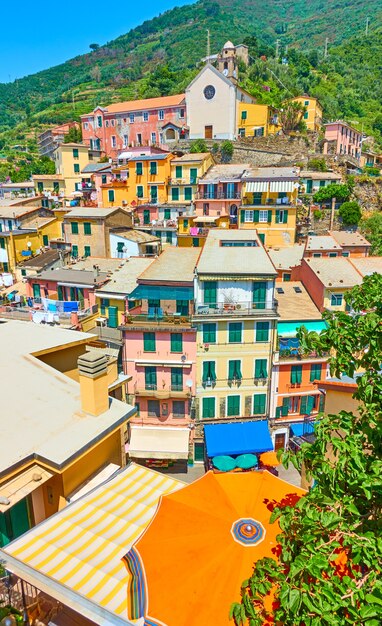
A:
38,122,80,158
240,167,299,246
299,257,363,311
237,103,280,137
109,229,160,260
63,207,133,258
177,213,230,248
324,121,362,160
299,171,342,194
27,268,110,309
32,174,65,196
195,162,248,226
291,96,323,132
168,152,214,205
81,95,187,158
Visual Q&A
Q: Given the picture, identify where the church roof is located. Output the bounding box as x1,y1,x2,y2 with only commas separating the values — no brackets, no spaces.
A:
223,41,235,48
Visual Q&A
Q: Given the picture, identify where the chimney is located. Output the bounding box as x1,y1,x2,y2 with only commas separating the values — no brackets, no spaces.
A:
77,352,109,416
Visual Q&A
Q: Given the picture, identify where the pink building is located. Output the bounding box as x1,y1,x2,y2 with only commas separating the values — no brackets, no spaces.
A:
194,163,249,225
81,95,187,159
121,248,200,434
324,121,362,160
27,268,110,310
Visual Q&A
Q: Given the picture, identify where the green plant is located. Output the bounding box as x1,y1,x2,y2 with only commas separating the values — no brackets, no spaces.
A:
279,101,307,135
313,209,322,220
360,212,382,255
63,125,82,143
211,143,219,155
232,273,382,626
313,183,351,203
220,140,234,163
307,158,328,172
363,166,381,177
338,200,362,225
190,139,208,153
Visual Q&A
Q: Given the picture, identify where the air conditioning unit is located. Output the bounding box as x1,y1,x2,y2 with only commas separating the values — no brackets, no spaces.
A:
235,304,242,310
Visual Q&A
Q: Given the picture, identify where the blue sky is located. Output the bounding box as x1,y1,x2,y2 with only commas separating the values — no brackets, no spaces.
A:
0,0,193,83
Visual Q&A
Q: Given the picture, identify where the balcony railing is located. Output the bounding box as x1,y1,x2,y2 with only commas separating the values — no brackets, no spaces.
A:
194,300,277,317
170,178,197,185
241,198,293,207
123,310,192,326
278,348,329,360
75,182,95,192
196,191,241,200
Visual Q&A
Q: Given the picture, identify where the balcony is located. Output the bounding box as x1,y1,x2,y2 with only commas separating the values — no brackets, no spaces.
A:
196,191,241,200
75,182,95,192
274,349,329,363
139,219,177,229
135,382,190,399
241,198,294,207
193,300,278,318
170,178,197,185
122,310,194,329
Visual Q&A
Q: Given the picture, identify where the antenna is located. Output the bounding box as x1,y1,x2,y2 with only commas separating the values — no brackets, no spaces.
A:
206,29,211,62
365,16,370,35
324,37,329,58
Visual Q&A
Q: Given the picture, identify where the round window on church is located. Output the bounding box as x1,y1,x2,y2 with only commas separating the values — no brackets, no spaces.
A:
204,85,216,100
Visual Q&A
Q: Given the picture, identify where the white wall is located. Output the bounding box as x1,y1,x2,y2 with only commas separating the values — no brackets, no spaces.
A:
195,279,274,307
109,233,139,258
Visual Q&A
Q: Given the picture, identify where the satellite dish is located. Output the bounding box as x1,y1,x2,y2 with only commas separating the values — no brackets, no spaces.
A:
186,379,193,388
181,354,187,362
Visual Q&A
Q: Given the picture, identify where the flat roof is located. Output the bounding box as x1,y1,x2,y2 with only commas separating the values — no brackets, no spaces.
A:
0,181,34,189
96,257,154,296
243,166,300,181
138,247,200,283
128,154,170,162
171,153,211,163
305,235,342,251
86,94,185,116
275,281,322,321
349,256,382,276
267,244,305,270
303,257,363,288
329,230,371,248
32,174,64,180
0,205,42,219
300,171,342,180
18,249,63,268
64,207,126,219
111,228,159,244
0,321,135,475
200,163,249,182
37,268,109,286
70,258,125,272
196,229,277,276
81,163,111,173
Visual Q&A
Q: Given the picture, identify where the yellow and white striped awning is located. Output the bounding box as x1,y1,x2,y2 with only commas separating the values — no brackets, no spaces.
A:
4,463,183,617
269,180,295,192
244,181,268,193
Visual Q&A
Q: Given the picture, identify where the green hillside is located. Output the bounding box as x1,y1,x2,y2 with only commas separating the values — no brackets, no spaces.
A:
0,0,381,155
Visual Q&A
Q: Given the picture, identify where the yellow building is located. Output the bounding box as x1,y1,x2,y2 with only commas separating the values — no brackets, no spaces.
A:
168,153,214,204
0,206,63,273
102,153,174,207
193,230,278,421
239,167,299,247
291,96,323,132
177,214,230,248
32,174,65,195
237,102,280,137
0,320,135,547
53,142,97,195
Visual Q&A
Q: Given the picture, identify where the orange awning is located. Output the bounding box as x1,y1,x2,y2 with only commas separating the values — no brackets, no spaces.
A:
123,470,305,625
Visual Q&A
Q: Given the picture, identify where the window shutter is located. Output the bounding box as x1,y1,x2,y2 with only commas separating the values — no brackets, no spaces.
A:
307,395,315,415
255,359,267,379
275,406,282,419
171,333,183,353
267,210,272,223
202,362,209,383
228,360,235,380
253,210,259,222
319,394,325,413
281,397,289,416
310,363,322,382
291,365,302,384
275,209,280,223
143,332,156,352
300,396,308,414
253,393,266,414
240,210,245,223
210,361,217,381
219,397,226,418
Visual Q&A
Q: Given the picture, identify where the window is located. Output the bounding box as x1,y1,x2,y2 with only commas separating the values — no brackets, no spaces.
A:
228,360,242,381
72,148,79,159
150,186,158,203
275,209,288,224
173,400,185,418
37,181,44,192
202,361,216,385
145,366,157,390
171,367,183,391
313,252,322,258
84,246,91,257
176,300,188,315
83,222,92,235
97,116,102,127
184,187,192,201
43,235,49,247
33,283,41,299
227,395,240,417
143,332,156,352
190,168,198,184
21,269,26,277
283,273,291,282
148,400,160,417
204,281,217,305
136,162,143,176
166,231,173,244
175,165,183,179
331,294,343,306
108,189,115,203
164,208,171,220
158,110,164,121
300,395,316,416
288,396,300,413
137,186,144,198
342,251,350,257
111,119,115,127
254,127,265,137
129,114,135,123
143,209,150,224
100,298,110,315
83,122,89,130
202,397,215,419
143,111,149,122
111,136,116,148
241,110,247,120
254,359,268,379
304,112,309,120
151,132,157,144
171,188,179,201
259,210,268,223
329,252,337,257
150,162,157,175
53,181,60,193
72,244,78,257
291,364,303,384
192,238,200,248
105,121,109,128
179,108,185,119
71,222,79,234
253,393,266,415
238,128,245,137
171,333,183,353
244,210,254,222
101,174,108,185
256,321,270,342
253,281,266,307
310,363,322,382
304,100,309,106
228,322,242,343
74,163,80,174
203,323,216,344
123,135,128,147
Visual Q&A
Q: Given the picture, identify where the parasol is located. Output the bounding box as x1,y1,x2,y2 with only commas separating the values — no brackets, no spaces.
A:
260,451,280,467
123,470,305,626
235,453,258,469
212,455,236,472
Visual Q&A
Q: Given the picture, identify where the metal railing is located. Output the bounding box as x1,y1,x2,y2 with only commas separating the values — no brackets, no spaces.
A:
124,310,192,325
194,300,277,316
241,198,294,206
196,191,241,200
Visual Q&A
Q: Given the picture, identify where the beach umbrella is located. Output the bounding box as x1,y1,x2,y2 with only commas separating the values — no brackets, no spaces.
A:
260,451,280,467
235,453,258,469
123,471,305,626
212,455,236,472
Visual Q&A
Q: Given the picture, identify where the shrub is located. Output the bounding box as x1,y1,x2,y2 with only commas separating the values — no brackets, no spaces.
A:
338,201,362,225
220,140,234,163
313,209,322,220
190,139,207,153
313,183,351,203
307,158,328,172
363,166,381,177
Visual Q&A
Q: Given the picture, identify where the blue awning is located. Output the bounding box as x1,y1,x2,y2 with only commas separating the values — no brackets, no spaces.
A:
290,422,316,437
278,320,327,338
204,420,273,457
130,285,194,301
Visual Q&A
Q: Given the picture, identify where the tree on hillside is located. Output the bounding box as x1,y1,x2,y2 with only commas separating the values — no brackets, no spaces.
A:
89,43,100,51
279,101,307,135
313,183,351,203
338,200,362,225
63,126,82,144
360,212,382,255
231,273,382,626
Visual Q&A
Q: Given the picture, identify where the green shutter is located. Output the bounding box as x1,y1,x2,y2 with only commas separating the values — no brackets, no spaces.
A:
136,162,143,175
137,186,144,198
171,333,183,353
150,162,157,175
175,165,182,179
275,406,282,419
256,322,269,342
203,323,216,343
253,210,259,222
171,188,179,201
300,396,308,414
71,222,79,234
84,246,91,257
307,395,315,415
275,209,280,223
228,322,242,343
190,168,198,184
108,189,115,202
203,361,216,383
253,393,266,415
255,359,268,379
227,395,240,417
145,366,157,389
143,332,156,352
74,164,80,173
291,365,302,384
143,209,150,224
267,210,272,223
253,281,266,306
283,210,288,224
108,306,118,328
319,394,325,413
240,210,245,223
84,222,91,235
281,397,289,416
202,397,215,419
204,281,217,305
228,360,241,380
164,208,171,220
43,235,49,246
310,363,322,382
33,283,41,299
171,368,183,390
72,245,78,257
184,187,192,201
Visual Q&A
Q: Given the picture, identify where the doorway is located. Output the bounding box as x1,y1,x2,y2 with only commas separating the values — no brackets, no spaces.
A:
204,125,213,139
274,432,286,451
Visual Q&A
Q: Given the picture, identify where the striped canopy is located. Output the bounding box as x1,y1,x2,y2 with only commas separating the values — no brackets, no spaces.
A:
4,464,182,618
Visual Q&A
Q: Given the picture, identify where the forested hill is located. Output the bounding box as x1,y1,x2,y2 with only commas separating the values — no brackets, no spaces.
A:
0,0,381,147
